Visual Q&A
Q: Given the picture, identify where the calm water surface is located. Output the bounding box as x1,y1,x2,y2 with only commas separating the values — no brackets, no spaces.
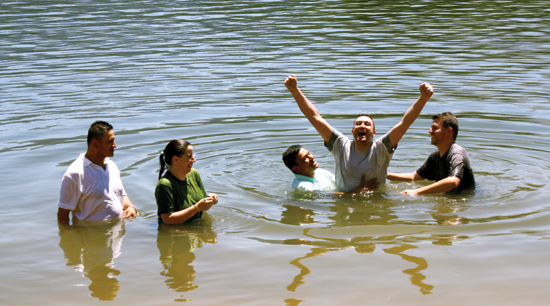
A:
1,0,550,304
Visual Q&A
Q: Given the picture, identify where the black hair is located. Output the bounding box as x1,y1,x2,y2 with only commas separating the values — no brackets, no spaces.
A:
87,121,113,146
282,144,303,173
158,139,191,180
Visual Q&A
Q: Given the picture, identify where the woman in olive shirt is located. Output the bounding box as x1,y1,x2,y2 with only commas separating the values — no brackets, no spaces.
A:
155,139,218,224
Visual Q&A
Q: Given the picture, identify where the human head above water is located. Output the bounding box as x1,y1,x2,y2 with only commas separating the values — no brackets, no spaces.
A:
432,112,459,140
158,139,192,180
282,144,302,173
87,121,113,147
354,113,375,131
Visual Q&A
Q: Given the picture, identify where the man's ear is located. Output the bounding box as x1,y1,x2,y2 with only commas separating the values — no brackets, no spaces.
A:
90,138,99,149
447,127,454,138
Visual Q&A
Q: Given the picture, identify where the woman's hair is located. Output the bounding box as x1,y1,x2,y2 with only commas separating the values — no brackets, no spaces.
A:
158,139,191,180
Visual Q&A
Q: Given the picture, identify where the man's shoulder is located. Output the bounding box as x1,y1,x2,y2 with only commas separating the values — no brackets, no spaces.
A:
449,143,467,153
63,154,87,176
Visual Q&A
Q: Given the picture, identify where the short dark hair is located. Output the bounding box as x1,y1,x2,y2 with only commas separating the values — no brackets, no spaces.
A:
87,121,113,146
433,112,459,140
355,113,375,130
282,145,302,173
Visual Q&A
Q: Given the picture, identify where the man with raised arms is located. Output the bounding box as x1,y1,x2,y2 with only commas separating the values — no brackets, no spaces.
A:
284,75,434,193
58,121,137,226
387,112,475,195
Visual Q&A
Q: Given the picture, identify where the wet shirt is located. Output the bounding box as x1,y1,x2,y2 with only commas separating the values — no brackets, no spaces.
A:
417,143,475,193
292,168,335,192
155,168,206,223
58,154,126,221
325,129,396,192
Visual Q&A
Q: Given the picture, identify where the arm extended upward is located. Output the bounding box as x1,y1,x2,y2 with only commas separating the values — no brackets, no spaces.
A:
285,75,333,143
388,83,434,148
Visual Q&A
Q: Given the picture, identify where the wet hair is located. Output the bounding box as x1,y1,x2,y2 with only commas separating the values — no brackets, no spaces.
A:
158,139,191,180
355,113,375,130
433,112,459,140
282,144,302,173
87,121,113,146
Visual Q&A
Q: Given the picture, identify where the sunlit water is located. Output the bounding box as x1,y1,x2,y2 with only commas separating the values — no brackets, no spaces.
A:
1,0,550,304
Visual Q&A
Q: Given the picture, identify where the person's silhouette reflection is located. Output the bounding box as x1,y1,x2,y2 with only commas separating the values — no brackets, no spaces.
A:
156,221,217,301
58,219,125,301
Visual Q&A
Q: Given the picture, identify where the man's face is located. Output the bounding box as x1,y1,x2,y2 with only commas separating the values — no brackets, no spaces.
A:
97,130,117,158
292,148,318,177
352,116,376,144
429,119,451,146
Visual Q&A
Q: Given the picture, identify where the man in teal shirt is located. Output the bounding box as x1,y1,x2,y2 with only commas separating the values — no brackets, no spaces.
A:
282,145,335,191
282,145,378,194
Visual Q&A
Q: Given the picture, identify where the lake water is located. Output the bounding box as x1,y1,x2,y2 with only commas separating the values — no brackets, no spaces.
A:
1,0,550,304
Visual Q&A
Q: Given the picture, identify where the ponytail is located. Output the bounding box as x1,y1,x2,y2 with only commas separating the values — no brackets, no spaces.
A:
158,139,191,180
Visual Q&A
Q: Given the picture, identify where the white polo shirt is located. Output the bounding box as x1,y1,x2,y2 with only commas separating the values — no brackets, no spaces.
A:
58,154,126,221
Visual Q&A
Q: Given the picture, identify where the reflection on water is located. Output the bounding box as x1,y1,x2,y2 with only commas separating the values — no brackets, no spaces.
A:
2,0,550,304
157,220,217,303
266,193,488,295
58,219,126,301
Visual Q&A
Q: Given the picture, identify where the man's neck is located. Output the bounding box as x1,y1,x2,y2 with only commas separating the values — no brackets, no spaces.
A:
437,142,455,157
84,152,107,169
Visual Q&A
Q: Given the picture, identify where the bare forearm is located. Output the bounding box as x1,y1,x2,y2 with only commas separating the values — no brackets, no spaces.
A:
389,97,429,147
161,205,200,224
285,75,332,142
387,172,416,181
389,83,433,147
57,207,71,227
289,88,320,120
413,177,460,195
122,195,137,218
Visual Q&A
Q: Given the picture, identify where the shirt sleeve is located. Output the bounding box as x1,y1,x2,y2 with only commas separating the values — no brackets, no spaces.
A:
155,182,176,215
191,169,207,198
448,153,466,180
58,175,80,211
379,133,397,154
325,128,344,152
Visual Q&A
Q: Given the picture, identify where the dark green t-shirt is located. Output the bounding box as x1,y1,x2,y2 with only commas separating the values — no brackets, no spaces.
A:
155,168,207,223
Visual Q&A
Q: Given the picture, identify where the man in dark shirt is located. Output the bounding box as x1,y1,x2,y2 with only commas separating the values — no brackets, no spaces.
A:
387,112,475,195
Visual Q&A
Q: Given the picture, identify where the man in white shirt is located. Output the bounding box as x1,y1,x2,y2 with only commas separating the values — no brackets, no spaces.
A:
284,75,434,193
58,121,137,226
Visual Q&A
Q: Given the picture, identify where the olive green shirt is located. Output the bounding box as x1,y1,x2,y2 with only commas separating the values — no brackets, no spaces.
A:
155,168,207,223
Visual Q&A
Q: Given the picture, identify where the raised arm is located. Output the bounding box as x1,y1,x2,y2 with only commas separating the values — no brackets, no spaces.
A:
388,83,434,148
285,75,333,143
